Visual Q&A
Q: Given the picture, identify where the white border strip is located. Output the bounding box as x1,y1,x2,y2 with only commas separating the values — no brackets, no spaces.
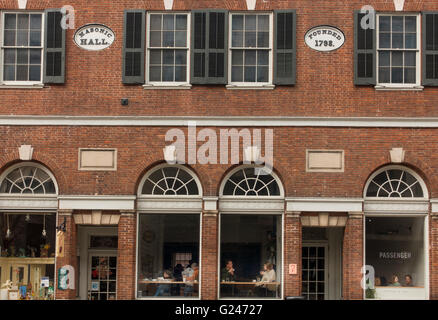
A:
4,115,438,127
286,197,363,212
58,195,136,210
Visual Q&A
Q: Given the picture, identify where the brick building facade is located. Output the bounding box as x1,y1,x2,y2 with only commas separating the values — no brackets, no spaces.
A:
0,0,437,300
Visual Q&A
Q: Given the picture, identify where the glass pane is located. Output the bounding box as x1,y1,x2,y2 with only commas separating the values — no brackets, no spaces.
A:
16,64,28,81
175,31,186,47
392,51,403,66
4,49,15,64
29,31,41,46
244,66,256,82
392,33,403,49
175,15,187,30
232,31,243,47
150,50,161,65
17,14,29,29
163,50,174,65
163,31,174,47
163,15,174,30
16,30,28,46
405,16,416,32
405,33,416,49
258,51,269,66
379,16,390,32
4,65,15,81
232,50,243,65
392,67,403,83
5,14,16,29
30,14,42,30
404,68,416,83
17,49,28,64
258,15,269,31
245,50,256,65
379,33,390,49
231,66,243,82
257,32,269,48
174,66,186,81
379,67,390,83
245,15,257,31
149,66,161,81
29,49,41,64
150,15,162,30
150,31,161,47
392,16,403,32
405,52,416,67
245,32,257,47
162,66,174,81
233,15,244,30
379,51,390,66
4,30,15,46
174,50,186,65
257,66,268,82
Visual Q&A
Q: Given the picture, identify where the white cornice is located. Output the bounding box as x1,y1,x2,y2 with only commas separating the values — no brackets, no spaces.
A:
286,197,363,212
58,195,136,210
3,115,438,127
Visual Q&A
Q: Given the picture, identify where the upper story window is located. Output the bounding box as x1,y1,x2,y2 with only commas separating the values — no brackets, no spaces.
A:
377,14,420,87
229,13,273,85
0,164,57,195
1,12,44,84
146,13,190,85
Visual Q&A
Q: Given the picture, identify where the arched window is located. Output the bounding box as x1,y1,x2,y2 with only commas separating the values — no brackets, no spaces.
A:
139,165,201,196
221,166,282,196
365,166,426,198
0,163,57,195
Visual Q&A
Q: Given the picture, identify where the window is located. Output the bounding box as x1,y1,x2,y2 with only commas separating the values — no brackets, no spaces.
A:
377,14,420,86
137,214,200,298
147,13,190,85
219,214,282,298
229,13,272,85
365,167,424,198
1,12,44,83
222,167,281,196
139,165,200,196
0,165,56,195
366,217,425,290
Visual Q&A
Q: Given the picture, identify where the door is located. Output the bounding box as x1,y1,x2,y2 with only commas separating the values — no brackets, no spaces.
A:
301,244,328,300
88,251,117,300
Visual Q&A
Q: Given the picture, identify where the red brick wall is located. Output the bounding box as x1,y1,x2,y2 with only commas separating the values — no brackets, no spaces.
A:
55,212,78,299
0,0,437,117
430,216,438,300
342,214,364,300
283,213,301,297
201,212,218,299
117,212,136,300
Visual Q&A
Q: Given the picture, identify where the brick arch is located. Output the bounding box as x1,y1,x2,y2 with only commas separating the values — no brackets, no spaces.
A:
0,152,68,195
133,160,206,196
216,162,286,197
362,160,432,199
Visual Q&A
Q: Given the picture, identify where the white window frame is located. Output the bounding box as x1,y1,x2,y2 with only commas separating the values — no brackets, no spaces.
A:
0,11,45,86
227,12,274,89
376,13,421,89
144,11,191,89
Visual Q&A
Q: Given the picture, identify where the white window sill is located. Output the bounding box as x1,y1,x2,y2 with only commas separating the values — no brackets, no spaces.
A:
0,84,45,89
226,84,275,90
143,84,192,90
375,85,424,91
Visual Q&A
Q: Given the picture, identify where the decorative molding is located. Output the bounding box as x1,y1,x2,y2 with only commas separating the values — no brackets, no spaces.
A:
6,115,438,128
246,0,257,10
0,195,57,211
306,150,344,172
137,196,203,213
163,0,174,10
348,211,364,219
203,197,218,211
78,148,117,171
58,195,136,210
389,147,405,163
364,199,429,214
301,213,348,227
285,211,301,218
393,0,405,11
203,210,218,217
17,0,27,9
286,198,363,213
58,209,73,216
219,198,284,213
73,211,121,225
18,145,33,160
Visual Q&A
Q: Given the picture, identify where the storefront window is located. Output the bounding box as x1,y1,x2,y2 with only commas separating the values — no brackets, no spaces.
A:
0,213,55,300
137,214,200,298
366,217,425,289
220,214,282,298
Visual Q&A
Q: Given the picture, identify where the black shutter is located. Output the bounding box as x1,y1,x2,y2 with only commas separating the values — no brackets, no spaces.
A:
354,10,376,85
191,10,228,84
44,9,65,84
274,10,296,85
423,12,438,86
123,10,145,84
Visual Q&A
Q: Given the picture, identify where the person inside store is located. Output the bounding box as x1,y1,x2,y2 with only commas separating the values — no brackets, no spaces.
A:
254,262,277,297
183,263,199,296
404,274,414,287
221,260,237,296
171,264,184,296
389,275,401,286
154,269,173,296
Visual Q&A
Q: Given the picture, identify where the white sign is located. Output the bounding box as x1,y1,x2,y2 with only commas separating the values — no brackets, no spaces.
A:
305,25,345,52
41,277,50,288
74,24,115,51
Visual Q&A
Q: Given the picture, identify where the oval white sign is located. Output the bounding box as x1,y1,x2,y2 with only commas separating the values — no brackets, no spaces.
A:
74,24,115,51
305,25,345,52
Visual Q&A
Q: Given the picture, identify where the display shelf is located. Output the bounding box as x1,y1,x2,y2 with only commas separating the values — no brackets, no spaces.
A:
0,257,55,265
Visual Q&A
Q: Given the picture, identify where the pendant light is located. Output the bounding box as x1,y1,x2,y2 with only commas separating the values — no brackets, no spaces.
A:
42,214,47,238
25,214,30,222
5,214,11,239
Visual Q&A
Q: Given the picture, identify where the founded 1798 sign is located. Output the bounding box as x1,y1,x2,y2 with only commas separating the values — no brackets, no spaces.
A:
74,24,115,51
305,25,345,52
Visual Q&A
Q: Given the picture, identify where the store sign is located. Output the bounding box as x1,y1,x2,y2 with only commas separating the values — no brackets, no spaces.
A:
379,251,412,259
74,24,115,51
305,25,345,52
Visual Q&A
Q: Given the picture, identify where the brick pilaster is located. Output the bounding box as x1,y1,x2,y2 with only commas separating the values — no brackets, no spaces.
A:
117,211,136,300
342,212,364,300
430,214,438,299
55,210,77,300
200,210,218,300
284,211,302,298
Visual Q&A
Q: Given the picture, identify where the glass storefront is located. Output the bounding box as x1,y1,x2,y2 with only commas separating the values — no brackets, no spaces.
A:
0,213,55,300
137,214,200,298
219,214,282,298
365,216,426,298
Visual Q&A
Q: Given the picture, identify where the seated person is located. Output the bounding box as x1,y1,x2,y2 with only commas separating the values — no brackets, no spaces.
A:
221,260,236,282
154,269,173,296
184,263,199,296
254,263,277,297
389,275,401,287
374,276,381,287
404,274,413,287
